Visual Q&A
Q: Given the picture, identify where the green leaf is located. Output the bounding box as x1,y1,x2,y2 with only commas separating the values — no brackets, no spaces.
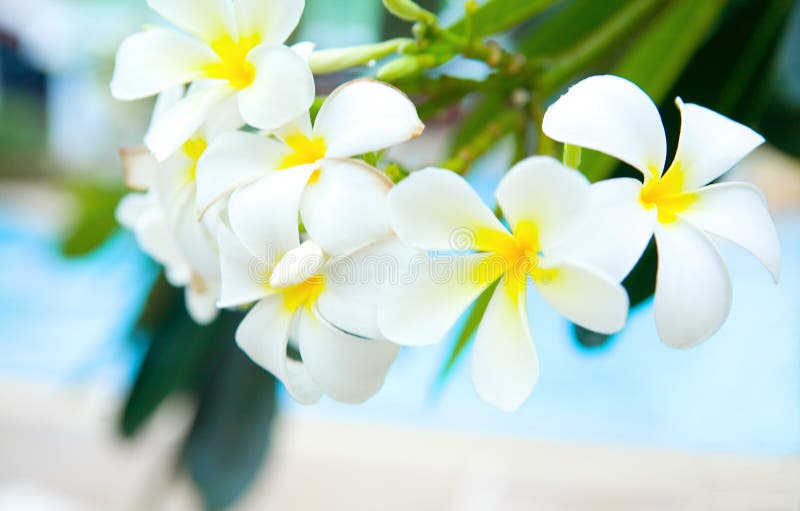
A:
437,279,499,383
451,93,504,151
519,0,631,59
182,321,277,511
121,294,225,437
448,0,559,38
60,181,126,257
580,0,727,182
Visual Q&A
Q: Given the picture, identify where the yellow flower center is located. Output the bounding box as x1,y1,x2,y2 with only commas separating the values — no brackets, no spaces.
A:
281,274,326,312
639,165,697,223
205,34,261,89
181,136,208,181
472,220,559,301
278,134,328,170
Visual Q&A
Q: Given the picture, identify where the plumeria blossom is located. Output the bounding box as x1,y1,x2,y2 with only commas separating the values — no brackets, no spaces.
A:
116,87,243,324
196,78,423,254
216,166,400,403
542,75,781,348
110,0,314,161
379,157,629,411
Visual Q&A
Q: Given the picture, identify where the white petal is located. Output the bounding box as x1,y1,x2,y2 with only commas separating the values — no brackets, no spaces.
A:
671,99,765,189
172,187,219,280
291,41,315,62
234,0,304,44
147,0,236,43
534,260,629,334
317,239,410,340
195,131,289,215
236,297,322,404
228,164,317,258
495,155,590,249
313,79,424,158
300,158,394,256
217,223,273,307
471,277,538,412
682,182,780,281
120,146,158,191
199,94,245,141
144,83,233,161
273,111,313,141
185,282,220,325
238,45,315,131
149,85,186,129
543,75,667,177
116,193,150,229
546,178,655,281
378,252,497,346
388,167,508,251
110,28,216,100
127,196,191,284
298,309,399,404
653,219,732,348
269,240,325,288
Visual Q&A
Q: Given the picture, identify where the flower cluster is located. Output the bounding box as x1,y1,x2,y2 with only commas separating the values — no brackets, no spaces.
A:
113,1,780,410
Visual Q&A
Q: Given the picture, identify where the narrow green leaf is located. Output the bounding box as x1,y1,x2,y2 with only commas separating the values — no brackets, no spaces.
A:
437,279,499,382
519,0,631,58
448,0,559,38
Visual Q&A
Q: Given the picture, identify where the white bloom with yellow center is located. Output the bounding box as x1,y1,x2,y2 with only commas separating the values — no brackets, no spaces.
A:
542,75,781,348
110,0,314,161
379,157,629,411
196,78,423,254
116,87,242,324
216,167,400,404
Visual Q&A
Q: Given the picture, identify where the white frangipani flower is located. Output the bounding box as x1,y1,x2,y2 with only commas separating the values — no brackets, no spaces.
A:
116,87,243,324
216,167,400,404
196,78,423,254
379,157,629,411
542,75,781,348
110,0,314,161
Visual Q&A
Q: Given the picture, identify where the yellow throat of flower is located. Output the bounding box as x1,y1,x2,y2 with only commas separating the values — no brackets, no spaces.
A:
205,34,261,89
639,165,697,223
182,136,208,181
281,274,326,313
279,134,328,170
473,220,559,300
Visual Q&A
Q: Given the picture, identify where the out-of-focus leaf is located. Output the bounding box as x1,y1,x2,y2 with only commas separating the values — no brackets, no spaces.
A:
61,181,126,257
121,298,224,437
623,239,658,309
436,280,499,383
448,0,559,37
182,315,277,511
580,0,727,182
519,0,631,59
451,93,504,151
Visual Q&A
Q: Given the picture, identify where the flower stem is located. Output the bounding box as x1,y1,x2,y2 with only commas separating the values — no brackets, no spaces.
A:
442,108,525,174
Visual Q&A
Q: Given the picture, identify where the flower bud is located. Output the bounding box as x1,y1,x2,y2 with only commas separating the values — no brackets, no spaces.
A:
382,0,436,24
310,39,413,75
376,54,437,82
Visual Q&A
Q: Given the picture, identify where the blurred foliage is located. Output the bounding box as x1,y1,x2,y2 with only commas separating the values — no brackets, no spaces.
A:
60,180,126,257
123,274,277,510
